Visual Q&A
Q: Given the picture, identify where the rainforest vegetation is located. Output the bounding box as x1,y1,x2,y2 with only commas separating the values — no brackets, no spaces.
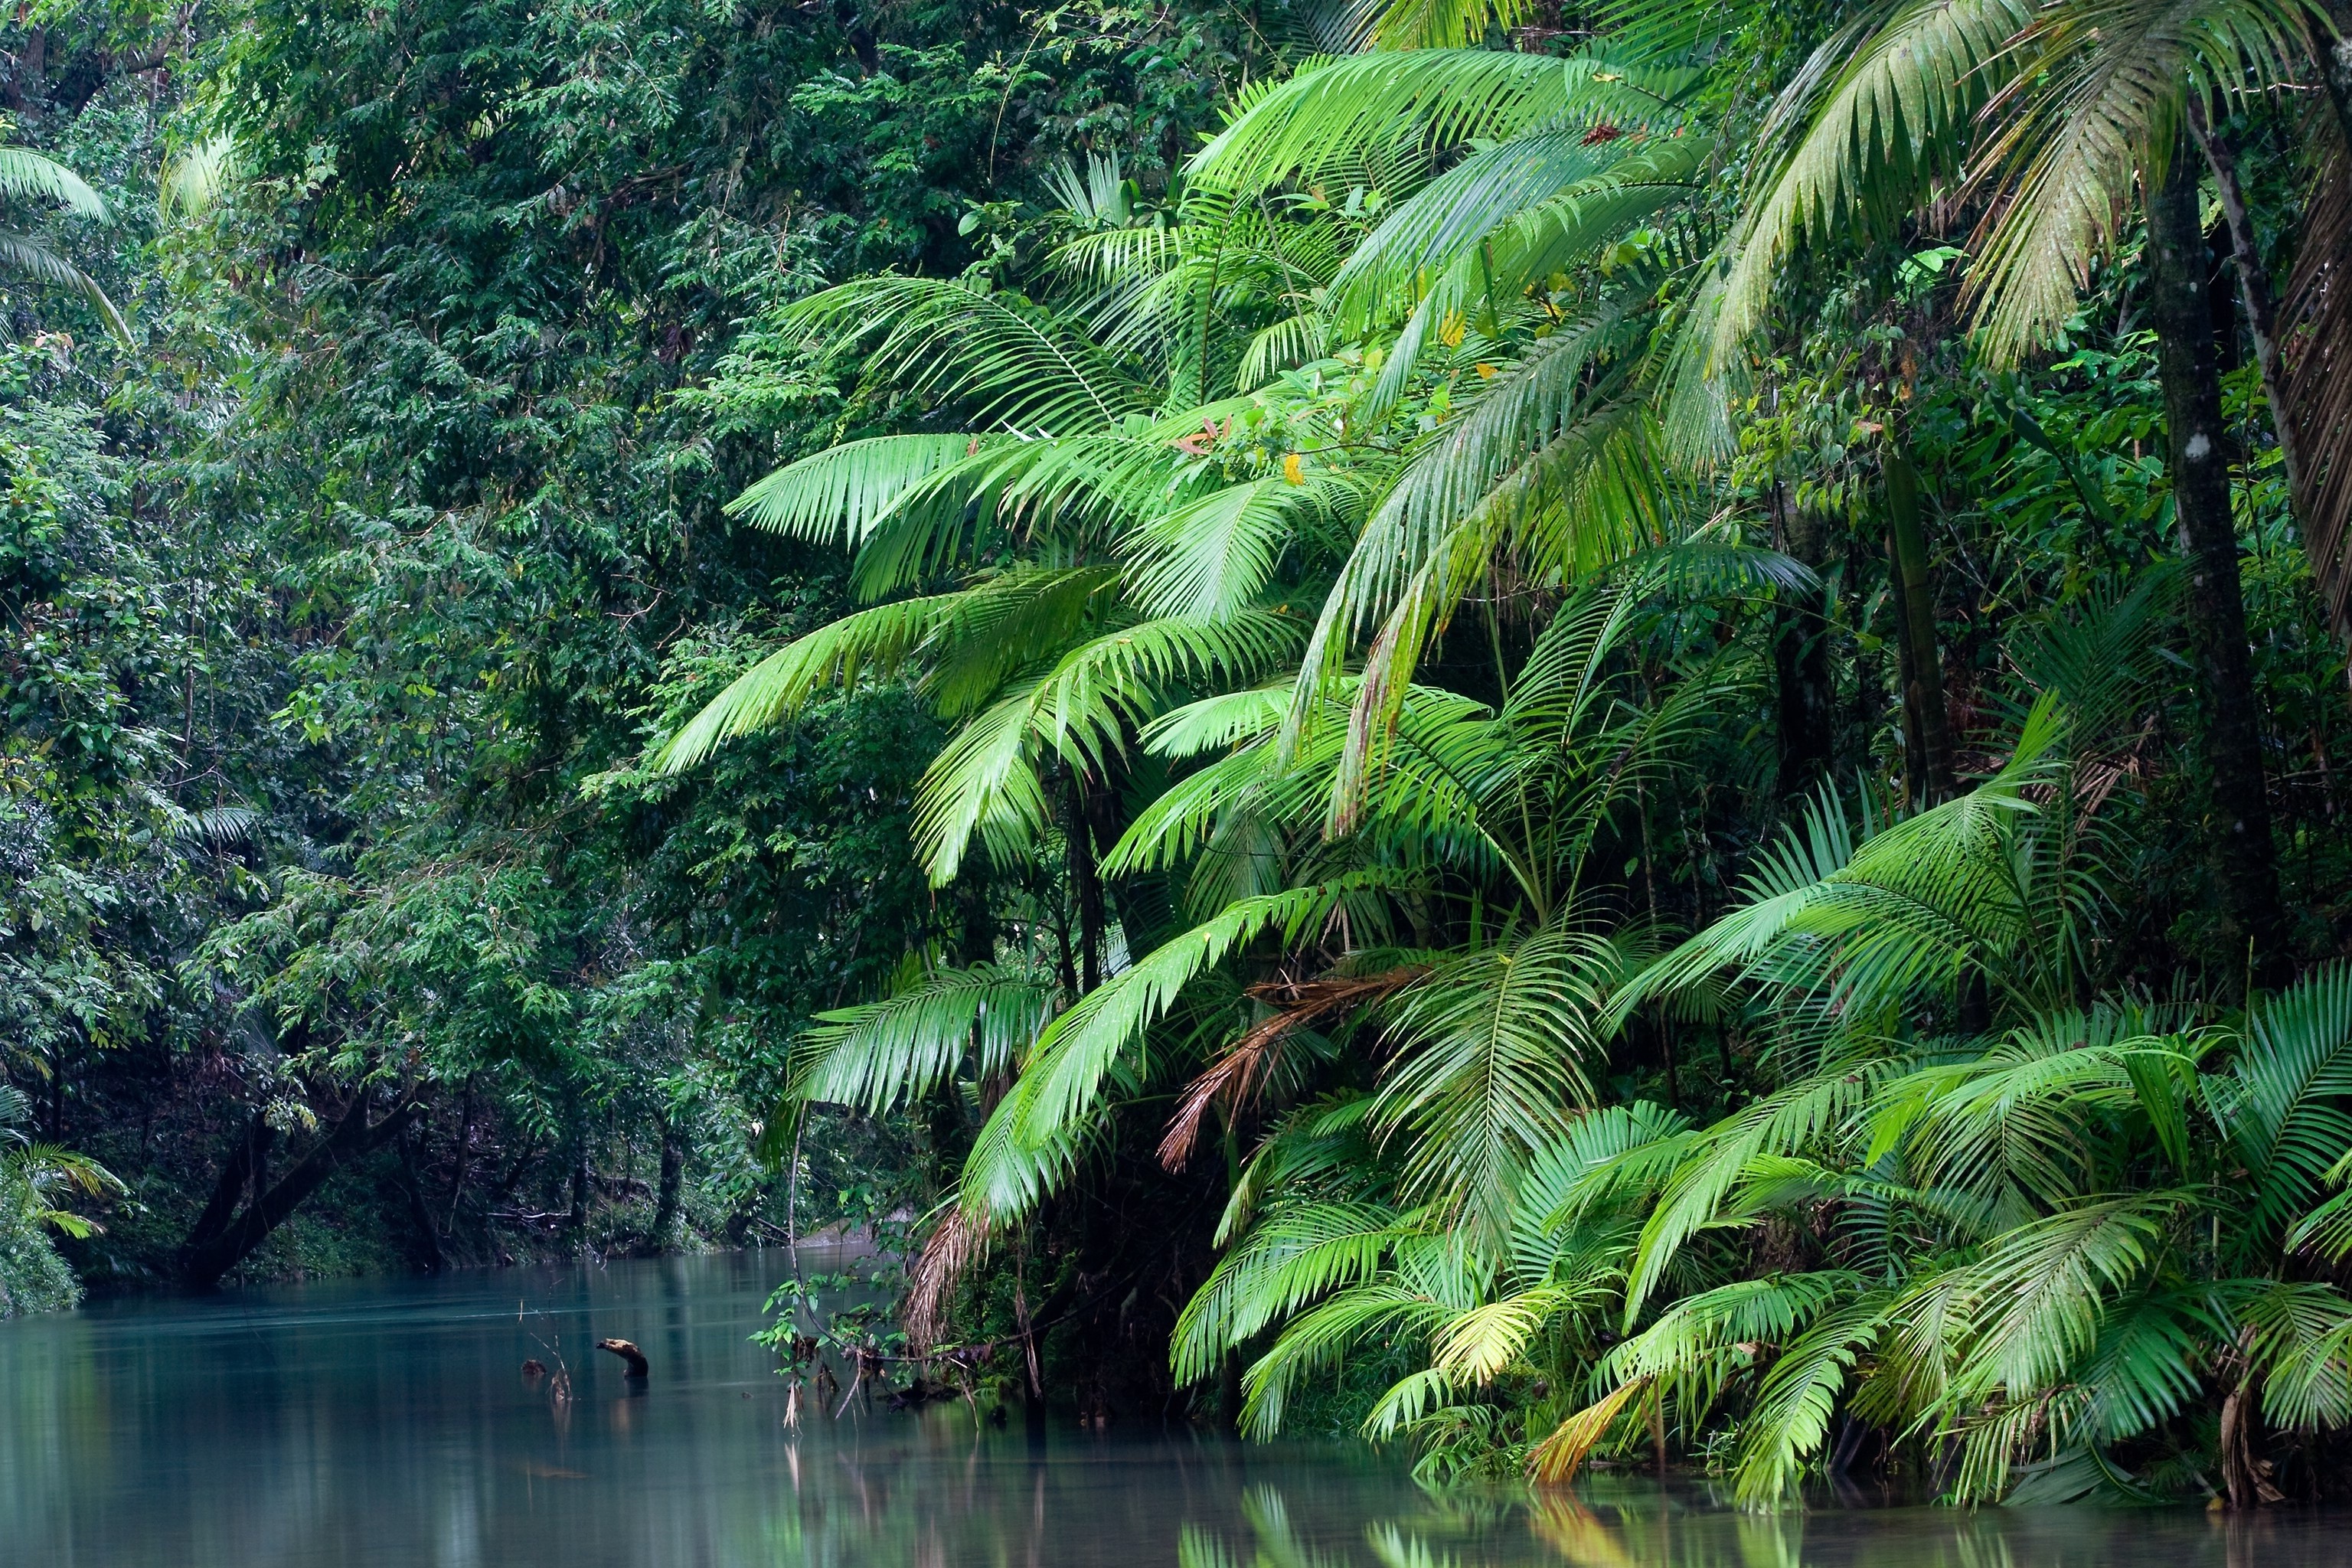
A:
10,0,2352,1511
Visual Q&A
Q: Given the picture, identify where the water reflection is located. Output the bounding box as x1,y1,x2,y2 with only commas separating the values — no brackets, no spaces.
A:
0,1256,2347,1566
1178,1480,2352,1568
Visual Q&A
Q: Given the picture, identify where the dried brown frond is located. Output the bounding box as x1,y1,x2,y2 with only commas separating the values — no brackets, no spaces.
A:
1157,969,1422,1171
903,1205,988,1352
2283,130,2352,647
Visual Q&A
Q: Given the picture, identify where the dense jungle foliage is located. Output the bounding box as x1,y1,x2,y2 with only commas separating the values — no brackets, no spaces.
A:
11,0,2352,1513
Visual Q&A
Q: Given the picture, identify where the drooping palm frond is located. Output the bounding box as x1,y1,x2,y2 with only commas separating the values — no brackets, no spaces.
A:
1965,0,2306,364
158,134,239,220
0,148,105,217
5,1141,125,1238
1366,0,1539,49
1121,476,1348,619
782,275,1153,434
789,962,1057,1112
1305,403,1682,828
1728,1289,1901,1504
1240,1279,1462,1435
1355,144,1709,410
1171,1199,1422,1383
1611,695,2074,1024
911,608,1308,880
2226,963,2352,1240
1709,0,2037,366
1909,1038,2196,1213
0,144,123,345
1189,50,1676,196
1619,1055,1896,1317
1006,872,1406,1151
1328,128,1696,333
1940,1191,2180,1405
727,433,1004,547
0,229,129,346
656,593,972,770
2236,1278,2352,1430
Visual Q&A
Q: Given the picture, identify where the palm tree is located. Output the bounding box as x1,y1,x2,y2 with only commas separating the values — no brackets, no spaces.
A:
0,1086,120,1317
1679,0,2319,976
0,145,129,345
641,0,2352,1492
655,67,1775,1357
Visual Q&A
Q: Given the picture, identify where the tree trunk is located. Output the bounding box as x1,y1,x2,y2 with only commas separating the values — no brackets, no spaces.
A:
568,1135,591,1243
649,1118,686,1253
1772,483,1835,802
2146,145,2287,986
830,0,880,74
1885,445,1955,805
2190,99,2305,501
181,1089,417,1289
186,1110,274,1256
2285,2,2352,648
397,1123,445,1272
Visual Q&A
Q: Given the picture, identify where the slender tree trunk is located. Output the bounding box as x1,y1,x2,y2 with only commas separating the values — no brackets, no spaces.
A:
1884,445,1955,805
650,1117,686,1252
181,1090,417,1288
568,1135,591,1243
1772,483,1835,802
443,1084,475,1233
2147,145,2287,985
2190,99,2305,501
398,1124,445,1272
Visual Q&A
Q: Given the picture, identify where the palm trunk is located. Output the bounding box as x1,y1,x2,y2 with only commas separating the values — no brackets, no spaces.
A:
2146,145,2286,985
1885,445,1955,805
569,1138,591,1241
1772,482,1835,801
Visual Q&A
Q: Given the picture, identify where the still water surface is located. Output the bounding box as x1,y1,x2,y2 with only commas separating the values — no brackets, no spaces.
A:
2,1253,2350,1567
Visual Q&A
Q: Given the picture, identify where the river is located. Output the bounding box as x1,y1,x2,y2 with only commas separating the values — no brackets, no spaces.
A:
0,1253,2346,1566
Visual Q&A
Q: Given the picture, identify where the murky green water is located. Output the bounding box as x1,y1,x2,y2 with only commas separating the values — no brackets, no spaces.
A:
0,1253,2347,1567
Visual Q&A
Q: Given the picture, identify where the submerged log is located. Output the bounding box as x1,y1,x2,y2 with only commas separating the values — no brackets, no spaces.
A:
596,1338,648,1377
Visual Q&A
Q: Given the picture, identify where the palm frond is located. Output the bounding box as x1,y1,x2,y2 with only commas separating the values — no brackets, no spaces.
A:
789,962,1056,1113
783,275,1151,434
1711,0,2036,365
0,148,106,217
1011,873,1405,1146
0,228,131,346
655,593,969,770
